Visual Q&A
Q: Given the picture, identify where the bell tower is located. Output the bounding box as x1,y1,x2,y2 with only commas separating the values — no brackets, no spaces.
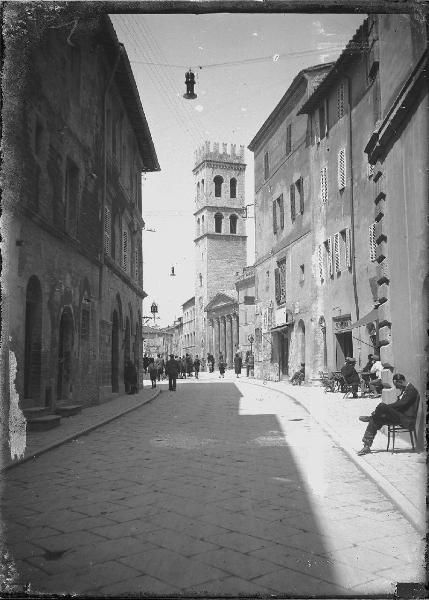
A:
193,141,247,361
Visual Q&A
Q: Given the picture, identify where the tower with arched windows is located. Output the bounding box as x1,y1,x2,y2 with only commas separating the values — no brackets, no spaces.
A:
193,141,247,362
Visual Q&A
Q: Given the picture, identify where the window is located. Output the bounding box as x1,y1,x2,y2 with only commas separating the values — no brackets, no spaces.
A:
264,151,269,180
318,245,324,280
277,195,284,229
230,178,237,198
367,163,375,179
338,148,346,190
65,159,79,236
299,264,305,283
334,232,341,272
320,166,328,203
201,215,204,232
199,273,203,286
343,228,351,268
325,237,334,277
122,228,129,271
290,184,296,222
229,214,238,234
337,82,345,119
265,270,270,292
286,123,292,155
274,260,286,304
197,218,200,236
214,212,223,233
104,206,111,254
201,179,204,194
369,223,377,261
272,200,277,234
214,175,223,197
296,177,304,214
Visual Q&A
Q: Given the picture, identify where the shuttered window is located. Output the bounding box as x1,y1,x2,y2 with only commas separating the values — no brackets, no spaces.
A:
134,247,139,281
337,82,345,119
122,229,129,271
278,259,286,304
326,237,334,277
286,123,292,155
277,195,284,229
318,245,324,280
320,166,328,204
104,206,111,254
274,267,281,303
297,177,304,214
290,184,296,222
334,232,341,272
345,228,351,268
367,163,375,179
338,148,346,190
369,223,377,261
272,200,277,234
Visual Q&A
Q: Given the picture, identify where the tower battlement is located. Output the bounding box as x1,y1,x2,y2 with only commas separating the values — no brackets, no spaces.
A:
194,141,245,167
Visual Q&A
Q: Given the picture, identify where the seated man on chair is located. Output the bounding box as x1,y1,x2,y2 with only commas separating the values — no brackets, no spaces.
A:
340,357,360,397
357,373,419,456
291,363,305,385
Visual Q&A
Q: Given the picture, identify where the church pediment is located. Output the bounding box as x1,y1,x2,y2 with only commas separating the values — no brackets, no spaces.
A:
205,292,237,312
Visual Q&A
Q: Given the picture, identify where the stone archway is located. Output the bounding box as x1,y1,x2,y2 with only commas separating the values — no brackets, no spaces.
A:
24,276,43,401
111,309,120,392
57,306,74,402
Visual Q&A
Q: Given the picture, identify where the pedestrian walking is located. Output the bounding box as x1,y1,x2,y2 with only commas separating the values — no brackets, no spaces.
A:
143,354,150,374
234,352,242,378
124,360,138,394
166,354,180,391
186,353,193,377
357,373,419,455
148,358,157,388
194,355,201,379
219,354,225,378
246,352,254,377
180,356,187,379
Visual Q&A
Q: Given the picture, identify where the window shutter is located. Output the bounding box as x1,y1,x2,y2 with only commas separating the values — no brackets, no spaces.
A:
345,228,351,268
367,163,375,179
337,82,345,119
338,148,346,190
369,223,377,261
274,267,281,303
272,200,277,233
299,177,304,214
286,123,292,155
104,206,111,254
122,229,128,271
278,194,284,229
134,246,139,281
290,184,296,222
327,237,334,277
320,166,328,204
334,232,341,272
318,244,324,280
264,152,269,180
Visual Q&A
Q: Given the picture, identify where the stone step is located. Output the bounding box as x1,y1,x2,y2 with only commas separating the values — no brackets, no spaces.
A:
27,415,61,432
23,407,50,420
55,404,82,417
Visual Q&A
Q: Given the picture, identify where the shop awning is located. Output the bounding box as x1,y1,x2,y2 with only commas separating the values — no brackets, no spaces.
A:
351,308,378,328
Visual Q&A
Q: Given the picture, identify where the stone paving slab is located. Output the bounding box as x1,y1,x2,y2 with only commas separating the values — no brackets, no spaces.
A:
239,377,426,534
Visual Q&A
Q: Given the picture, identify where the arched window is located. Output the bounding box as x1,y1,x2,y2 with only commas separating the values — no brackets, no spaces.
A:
230,178,237,198
214,213,223,233
214,175,223,197
230,214,238,234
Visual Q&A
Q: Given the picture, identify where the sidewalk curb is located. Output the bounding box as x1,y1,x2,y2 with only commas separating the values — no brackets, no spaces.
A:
3,388,161,472
240,380,425,535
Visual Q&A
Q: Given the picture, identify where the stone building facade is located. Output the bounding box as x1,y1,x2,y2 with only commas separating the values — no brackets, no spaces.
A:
205,293,240,368
193,142,247,365
182,297,196,356
235,266,256,355
363,14,427,447
2,11,159,422
248,63,333,381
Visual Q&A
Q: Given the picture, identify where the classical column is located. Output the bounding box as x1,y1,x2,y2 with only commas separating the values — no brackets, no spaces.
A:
208,319,213,355
214,318,220,358
232,313,239,354
219,316,226,360
226,315,233,368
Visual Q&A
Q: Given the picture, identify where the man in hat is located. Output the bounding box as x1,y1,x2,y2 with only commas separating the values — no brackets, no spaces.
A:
340,357,360,398
357,373,419,455
369,354,383,396
166,354,180,391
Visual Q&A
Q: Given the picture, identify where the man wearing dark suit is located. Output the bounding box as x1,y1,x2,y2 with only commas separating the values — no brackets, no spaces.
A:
357,373,419,455
166,354,180,391
340,357,360,397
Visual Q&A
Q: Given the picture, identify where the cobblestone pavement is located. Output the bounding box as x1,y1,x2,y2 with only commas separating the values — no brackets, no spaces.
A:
2,377,425,596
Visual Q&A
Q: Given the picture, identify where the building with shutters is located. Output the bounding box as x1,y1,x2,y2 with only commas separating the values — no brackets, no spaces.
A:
2,10,159,426
235,266,256,356
248,63,333,381
182,297,196,357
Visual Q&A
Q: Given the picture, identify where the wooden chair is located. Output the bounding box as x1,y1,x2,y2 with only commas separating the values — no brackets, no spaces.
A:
386,393,420,452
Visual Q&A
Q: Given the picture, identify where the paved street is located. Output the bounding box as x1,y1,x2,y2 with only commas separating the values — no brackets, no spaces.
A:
3,376,424,596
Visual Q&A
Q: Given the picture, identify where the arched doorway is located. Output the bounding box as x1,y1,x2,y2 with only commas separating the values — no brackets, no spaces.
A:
111,309,119,392
57,307,74,402
24,276,42,401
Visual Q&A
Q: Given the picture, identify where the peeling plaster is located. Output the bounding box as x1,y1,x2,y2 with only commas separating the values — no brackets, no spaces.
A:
8,350,26,460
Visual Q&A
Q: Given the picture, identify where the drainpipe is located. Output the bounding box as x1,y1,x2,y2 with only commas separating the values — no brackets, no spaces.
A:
99,44,124,300
344,74,360,322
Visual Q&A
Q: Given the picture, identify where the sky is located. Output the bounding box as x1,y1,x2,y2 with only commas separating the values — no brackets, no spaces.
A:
111,12,365,327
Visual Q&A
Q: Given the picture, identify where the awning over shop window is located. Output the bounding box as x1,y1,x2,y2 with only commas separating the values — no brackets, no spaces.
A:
351,308,378,328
